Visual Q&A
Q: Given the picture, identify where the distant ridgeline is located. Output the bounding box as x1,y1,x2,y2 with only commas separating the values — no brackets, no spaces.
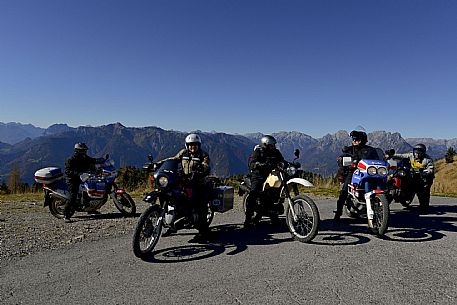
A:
0,122,456,184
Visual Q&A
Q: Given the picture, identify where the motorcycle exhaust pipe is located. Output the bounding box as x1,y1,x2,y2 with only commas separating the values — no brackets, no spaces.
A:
49,191,70,201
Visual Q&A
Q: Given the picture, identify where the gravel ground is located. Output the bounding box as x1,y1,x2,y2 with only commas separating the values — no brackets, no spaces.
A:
0,196,246,266
0,197,150,265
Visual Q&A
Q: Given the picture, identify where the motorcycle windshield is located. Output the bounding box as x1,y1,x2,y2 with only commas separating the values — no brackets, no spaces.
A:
360,147,385,161
153,159,180,186
157,159,179,173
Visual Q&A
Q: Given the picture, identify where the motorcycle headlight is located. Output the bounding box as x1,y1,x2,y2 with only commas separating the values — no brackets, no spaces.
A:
377,167,387,176
158,176,169,188
397,169,406,177
286,166,297,176
367,166,377,176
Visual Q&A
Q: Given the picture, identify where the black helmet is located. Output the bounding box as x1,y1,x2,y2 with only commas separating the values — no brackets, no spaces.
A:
350,130,368,145
74,142,88,154
413,143,426,159
260,135,277,149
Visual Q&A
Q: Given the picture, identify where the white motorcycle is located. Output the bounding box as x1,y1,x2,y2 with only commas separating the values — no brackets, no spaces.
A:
239,149,320,243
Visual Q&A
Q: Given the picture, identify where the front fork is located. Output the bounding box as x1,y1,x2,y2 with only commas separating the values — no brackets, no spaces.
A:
109,183,126,203
364,181,383,220
281,173,298,221
365,192,374,220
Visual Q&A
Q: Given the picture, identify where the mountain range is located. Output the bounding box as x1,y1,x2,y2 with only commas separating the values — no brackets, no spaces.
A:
0,122,455,184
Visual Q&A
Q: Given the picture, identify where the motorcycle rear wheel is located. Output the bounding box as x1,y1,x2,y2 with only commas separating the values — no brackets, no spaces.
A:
132,205,163,258
49,197,74,219
368,194,389,236
207,201,214,226
285,194,320,243
113,193,136,216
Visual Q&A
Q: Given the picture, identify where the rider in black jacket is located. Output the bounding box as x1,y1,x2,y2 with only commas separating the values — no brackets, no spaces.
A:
64,143,105,223
334,130,381,220
244,135,285,228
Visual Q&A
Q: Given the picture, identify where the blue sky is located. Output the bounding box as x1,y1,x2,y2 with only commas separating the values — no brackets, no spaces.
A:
1,0,456,139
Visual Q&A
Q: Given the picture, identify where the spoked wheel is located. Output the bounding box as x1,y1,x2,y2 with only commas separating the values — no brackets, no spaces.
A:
345,197,365,218
132,205,163,258
368,194,389,236
285,194,320,243
49,197,73,219
206,201,214,226
113,192,136,216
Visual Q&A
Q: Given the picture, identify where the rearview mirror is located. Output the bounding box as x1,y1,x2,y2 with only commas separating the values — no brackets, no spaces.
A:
342,156,353,167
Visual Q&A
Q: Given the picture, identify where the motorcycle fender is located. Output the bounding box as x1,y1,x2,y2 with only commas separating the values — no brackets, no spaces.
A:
365,192,375,220
143,191,159,204
286,178,314,188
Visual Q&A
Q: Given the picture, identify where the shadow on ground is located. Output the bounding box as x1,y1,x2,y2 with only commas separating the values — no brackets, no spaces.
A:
141,219,292,263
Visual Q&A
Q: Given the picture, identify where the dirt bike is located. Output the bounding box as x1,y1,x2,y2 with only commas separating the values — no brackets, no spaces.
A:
34,156,136,219
132,156,233,259
238,149,320,243
342,156,389,236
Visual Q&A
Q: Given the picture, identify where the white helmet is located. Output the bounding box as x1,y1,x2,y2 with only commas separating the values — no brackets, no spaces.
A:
185,133,202,149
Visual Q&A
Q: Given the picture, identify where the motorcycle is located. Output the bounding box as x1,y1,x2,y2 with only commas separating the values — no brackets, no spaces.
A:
34,155,136,219
341,155,389,236
238,149,320,243
386,153,433,208
386,157,416,207
132,156,234,258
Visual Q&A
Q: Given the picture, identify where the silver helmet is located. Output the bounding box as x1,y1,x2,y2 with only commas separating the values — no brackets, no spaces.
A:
185,133,202,149
260,135,277,149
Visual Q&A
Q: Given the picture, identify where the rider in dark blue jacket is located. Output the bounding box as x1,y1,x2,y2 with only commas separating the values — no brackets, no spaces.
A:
64,143,105,223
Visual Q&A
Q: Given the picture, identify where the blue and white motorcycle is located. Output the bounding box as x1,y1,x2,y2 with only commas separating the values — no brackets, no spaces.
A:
34,157,136,219
342,156,390,236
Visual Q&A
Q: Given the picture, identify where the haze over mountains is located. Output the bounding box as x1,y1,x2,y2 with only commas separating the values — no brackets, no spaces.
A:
0,122,456,184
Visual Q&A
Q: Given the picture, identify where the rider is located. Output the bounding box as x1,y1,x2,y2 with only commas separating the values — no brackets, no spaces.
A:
244,135,285,228
389,144,435,211
334,130,381,220
168,133,211,241
64,143,106,223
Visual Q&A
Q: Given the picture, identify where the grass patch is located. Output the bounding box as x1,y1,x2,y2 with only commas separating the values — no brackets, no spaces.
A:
0,192,43,203
303,187,340,197
431,192,457,198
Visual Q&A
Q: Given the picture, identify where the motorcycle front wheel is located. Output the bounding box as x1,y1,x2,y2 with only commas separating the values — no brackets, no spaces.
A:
368,194,389,236
113,192,136,216
49,197,74,219
285,194,320,243
132,205,163,258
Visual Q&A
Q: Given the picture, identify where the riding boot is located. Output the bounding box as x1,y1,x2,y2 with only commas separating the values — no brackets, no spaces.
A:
244,197,256,228
334,190,347,220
